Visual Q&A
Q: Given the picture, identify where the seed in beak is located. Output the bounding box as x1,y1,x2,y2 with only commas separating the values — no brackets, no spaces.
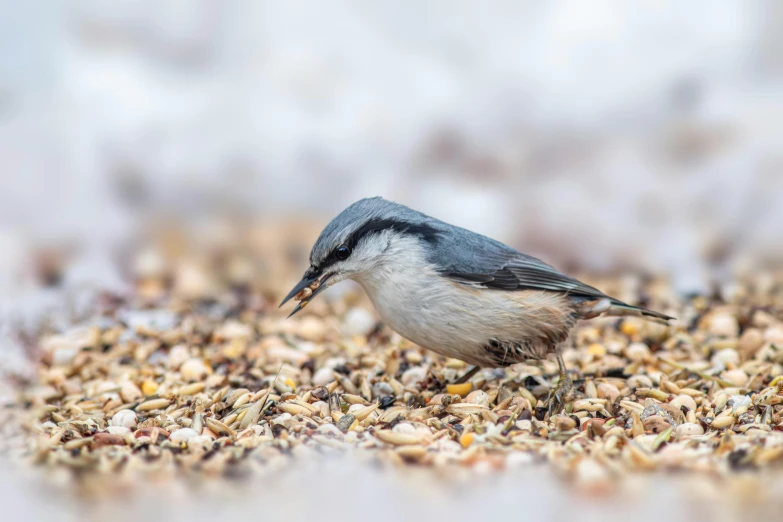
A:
309,279,321,290
294,287,313,301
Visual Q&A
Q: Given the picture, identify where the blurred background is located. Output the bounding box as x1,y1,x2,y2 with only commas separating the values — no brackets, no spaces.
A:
1,0,783,354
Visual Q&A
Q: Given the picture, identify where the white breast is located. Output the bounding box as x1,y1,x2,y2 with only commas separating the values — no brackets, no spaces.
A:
352,239,503,365
351,237,575,367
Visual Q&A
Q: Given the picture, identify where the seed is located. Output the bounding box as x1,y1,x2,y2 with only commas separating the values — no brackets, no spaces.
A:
141,380,158,396
465,390,490,407
553,415,577,432
631,411,645,438
635,388,670,402
205,417,235,437
134,427,169,443
584,380,597,399
91,432,126,448
597,383,620,403
342,394,368,405
111,409,137,429
720,369,748,388
573,399,605,412
395,445,428,463
279,403,312,416
446,383,472,397
351,403,379,421
294,287,313,301
337,414,357,433
711,415,736,429
670,394,697,412
642,415,671,435
181,358,210,381
136,398,171,411
120,382,143,402
625,342,650,362
374,430,421,446
177,382,206,396
445,403,489,415
738,328,764,358
232,393,252,409
587,344,606,357
620,400,645,414
626,442,656,470
675,423,704,439
192,413,204,434
170,428,199,443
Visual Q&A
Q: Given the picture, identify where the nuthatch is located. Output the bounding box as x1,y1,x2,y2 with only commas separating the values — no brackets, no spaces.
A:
281,197,673,410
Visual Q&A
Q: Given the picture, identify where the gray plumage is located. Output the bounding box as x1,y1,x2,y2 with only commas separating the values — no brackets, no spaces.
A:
284,196,672,371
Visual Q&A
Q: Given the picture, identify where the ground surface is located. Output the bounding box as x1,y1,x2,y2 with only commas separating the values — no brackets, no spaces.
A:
3,255,783,522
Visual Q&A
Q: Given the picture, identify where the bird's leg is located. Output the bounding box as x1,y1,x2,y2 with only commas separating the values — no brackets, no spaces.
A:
547,350,577,416
453,365,480,384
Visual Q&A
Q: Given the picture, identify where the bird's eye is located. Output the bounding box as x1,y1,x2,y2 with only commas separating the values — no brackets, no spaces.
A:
335,244,351,260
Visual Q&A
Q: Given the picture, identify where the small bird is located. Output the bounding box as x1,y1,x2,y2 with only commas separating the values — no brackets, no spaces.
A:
281,197,673,410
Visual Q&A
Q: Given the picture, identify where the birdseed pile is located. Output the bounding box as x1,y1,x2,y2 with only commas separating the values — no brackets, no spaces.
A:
4,245,783,496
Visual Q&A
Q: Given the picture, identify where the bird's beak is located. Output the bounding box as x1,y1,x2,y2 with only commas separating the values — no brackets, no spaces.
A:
279,268,333,318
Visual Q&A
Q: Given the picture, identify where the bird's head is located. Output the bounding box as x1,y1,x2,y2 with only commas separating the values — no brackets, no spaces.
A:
280,197,439,317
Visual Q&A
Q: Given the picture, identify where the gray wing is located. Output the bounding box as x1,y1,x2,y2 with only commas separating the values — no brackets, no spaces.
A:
428,222,610,300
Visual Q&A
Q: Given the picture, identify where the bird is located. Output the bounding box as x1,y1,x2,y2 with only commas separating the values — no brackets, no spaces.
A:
280,197,673,411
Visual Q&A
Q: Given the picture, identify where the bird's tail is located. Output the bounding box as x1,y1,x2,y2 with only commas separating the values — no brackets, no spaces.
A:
576,297,674,325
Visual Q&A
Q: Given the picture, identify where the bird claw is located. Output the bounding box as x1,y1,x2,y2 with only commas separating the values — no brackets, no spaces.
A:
546,375,580,416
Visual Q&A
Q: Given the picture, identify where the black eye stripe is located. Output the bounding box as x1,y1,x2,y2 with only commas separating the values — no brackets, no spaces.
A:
318,218,440,270
345,218,440,250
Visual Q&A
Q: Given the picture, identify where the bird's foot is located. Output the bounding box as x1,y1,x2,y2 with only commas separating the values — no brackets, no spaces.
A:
546,374,580,416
